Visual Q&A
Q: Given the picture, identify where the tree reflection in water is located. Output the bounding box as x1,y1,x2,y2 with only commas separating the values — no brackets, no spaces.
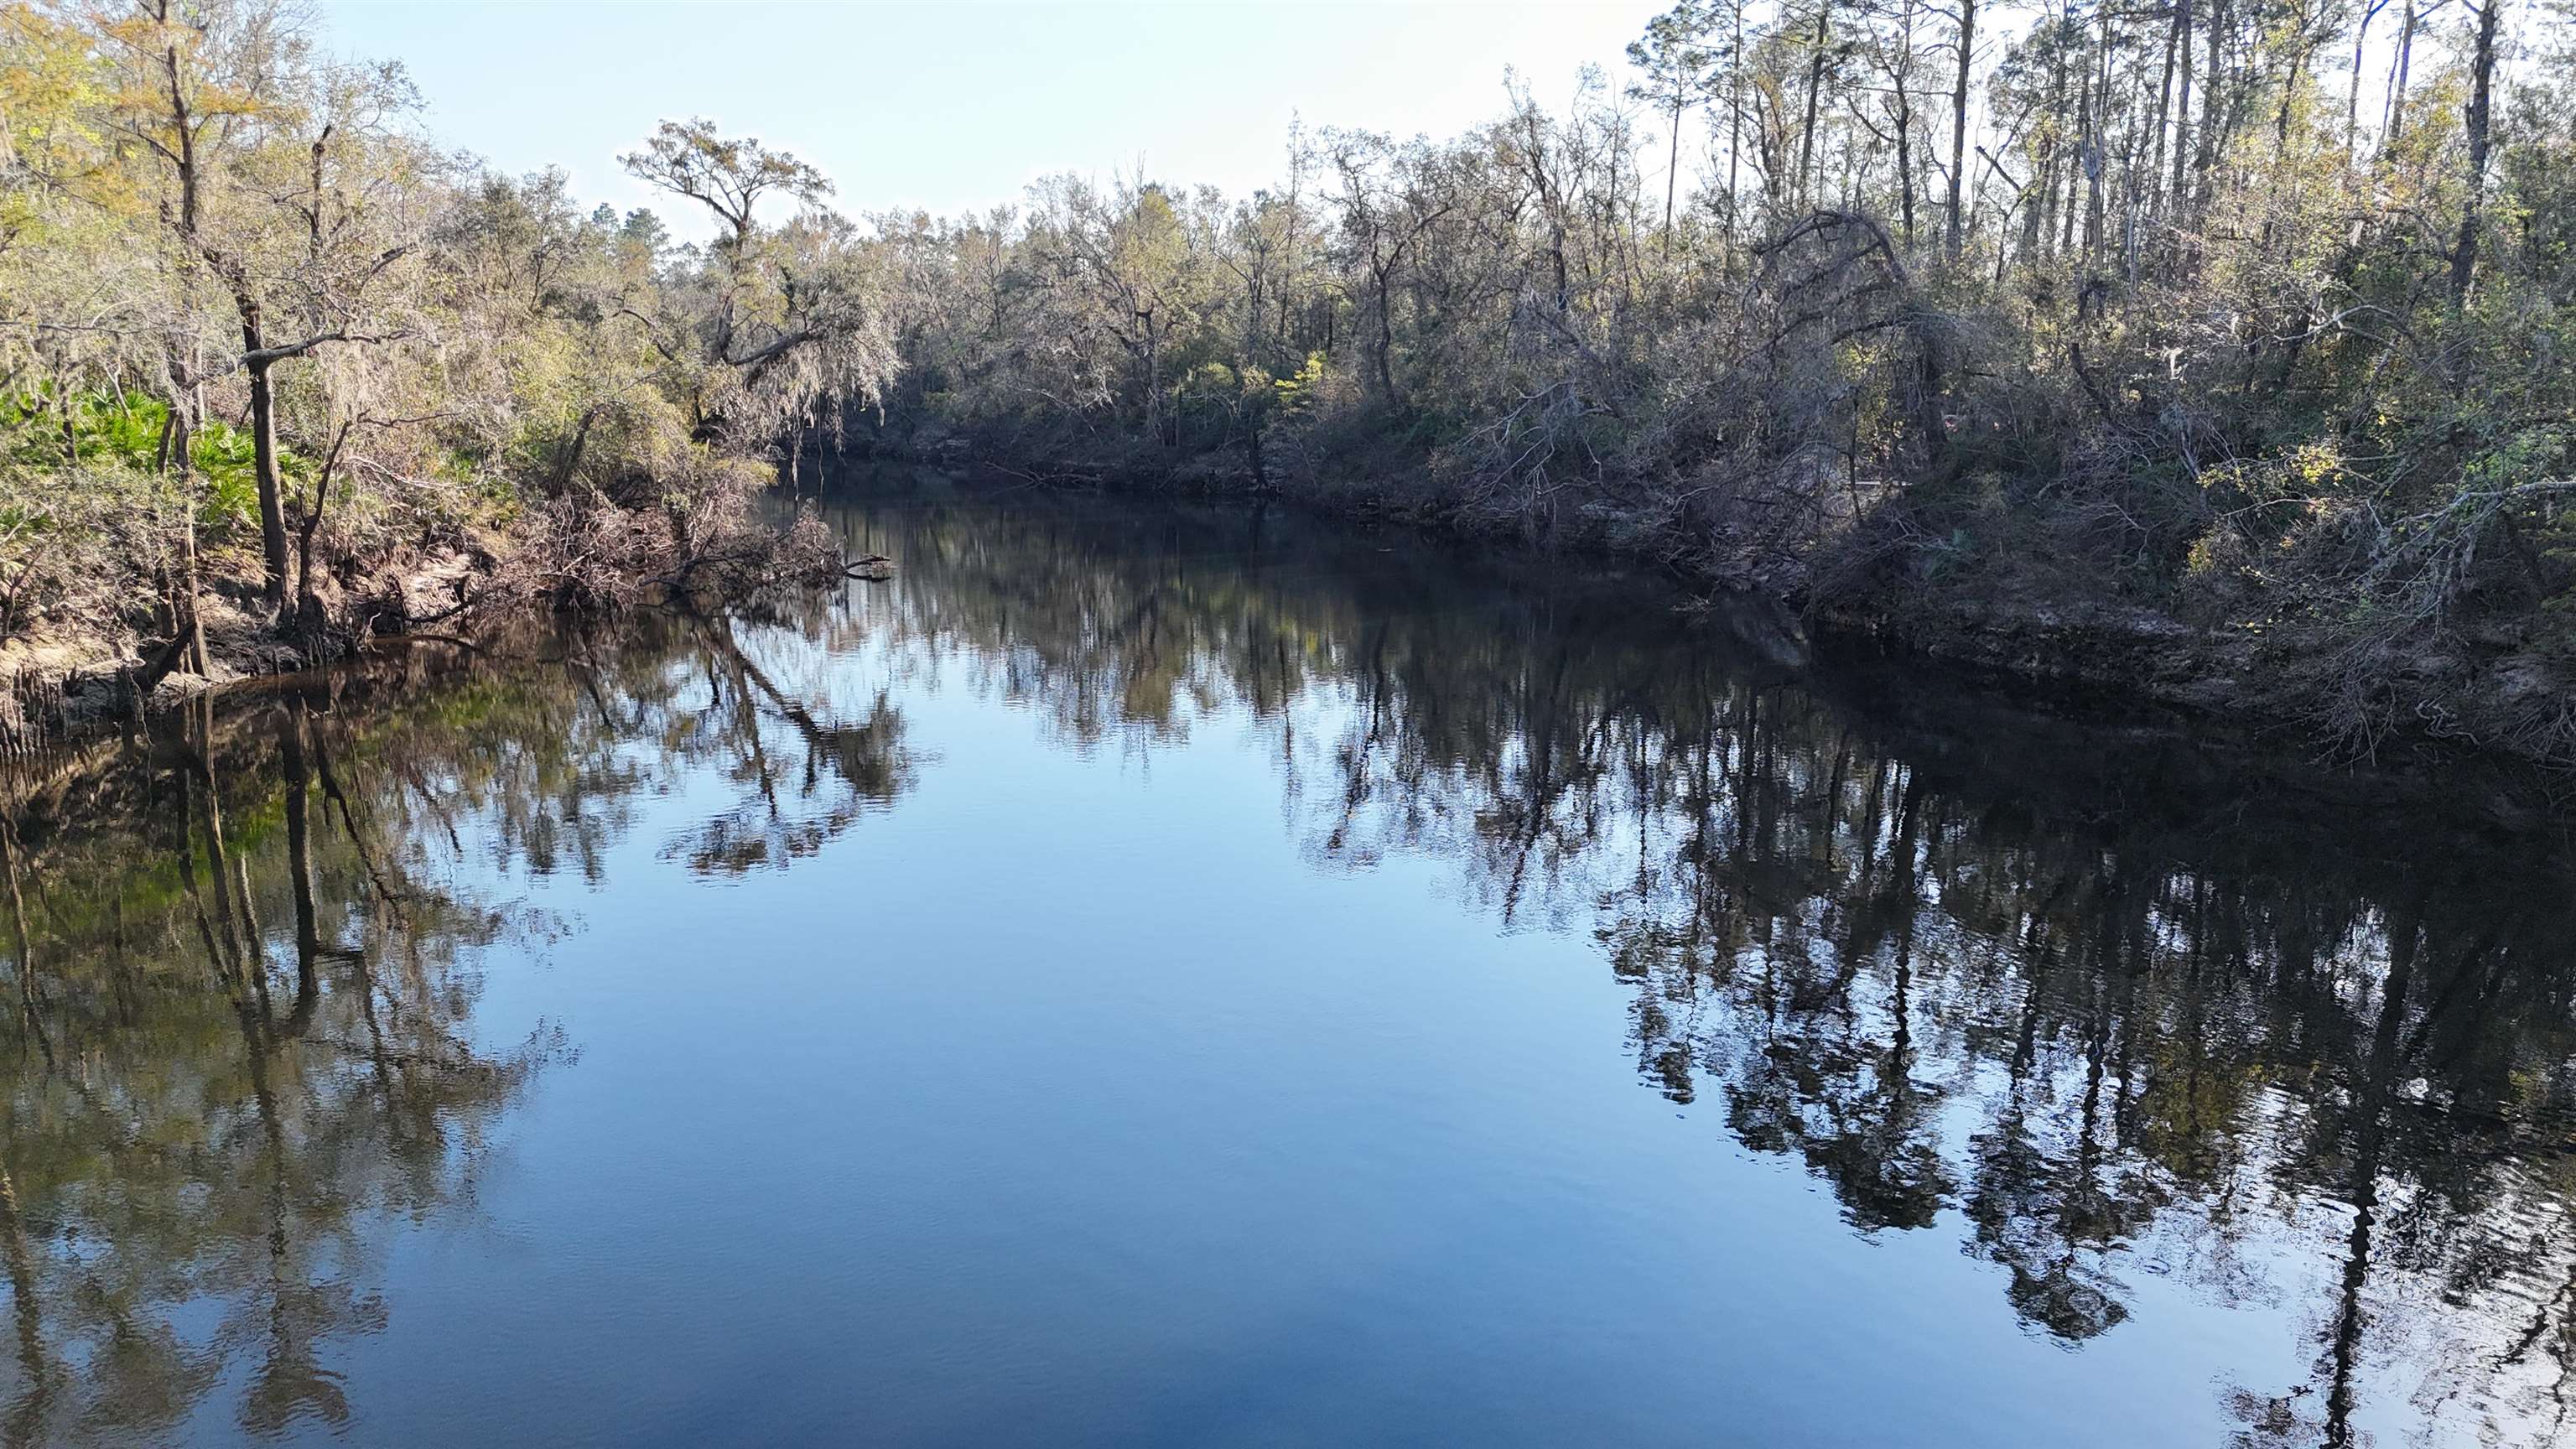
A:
830,484,2576,1446
2,480,2573,1444
0,606,910,1445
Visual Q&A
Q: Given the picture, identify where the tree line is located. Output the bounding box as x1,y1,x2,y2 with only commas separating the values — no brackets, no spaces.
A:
858,0,2574,762
3,0,2570,761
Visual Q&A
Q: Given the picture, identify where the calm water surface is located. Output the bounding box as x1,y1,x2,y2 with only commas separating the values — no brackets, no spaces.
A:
6,482,2576,1446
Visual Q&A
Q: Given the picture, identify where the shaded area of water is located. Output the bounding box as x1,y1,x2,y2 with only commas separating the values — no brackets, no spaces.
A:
3,478,2574,1446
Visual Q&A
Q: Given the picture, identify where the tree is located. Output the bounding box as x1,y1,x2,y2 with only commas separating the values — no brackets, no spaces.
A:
619,119,893,446
1855,0,1935,247
1326,132,1456,408
1627,1,1725,253
620,117,830,255
1022,174,1211,444
100,0,427,610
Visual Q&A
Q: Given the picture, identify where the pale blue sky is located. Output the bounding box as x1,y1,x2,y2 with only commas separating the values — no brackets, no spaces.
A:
324,1,1669,240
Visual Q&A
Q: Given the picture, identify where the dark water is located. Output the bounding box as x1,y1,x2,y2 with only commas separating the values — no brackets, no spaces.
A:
5,481,2576,1447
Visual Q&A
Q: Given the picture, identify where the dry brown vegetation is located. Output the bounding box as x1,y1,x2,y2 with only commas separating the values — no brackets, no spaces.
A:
854,0,2576,766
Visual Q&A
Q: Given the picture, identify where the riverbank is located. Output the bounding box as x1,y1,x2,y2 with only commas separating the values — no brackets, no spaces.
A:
852,439,2575,782
0,490,852,757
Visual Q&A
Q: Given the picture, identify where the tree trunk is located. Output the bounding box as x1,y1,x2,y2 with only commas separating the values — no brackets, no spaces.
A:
1142,317,1164,445
1893,89,1918,246
1727,0,1747,265
2273,26,2312,148
2192,0,2225,209
162,382,210,677
2033,46,2071,263
2149,0,2181,206
1946,0,1976,257
2064,72,2089,257
2449,0,2500,304
1664,96,1684,255
2344,2,2378,162
2082,26,2108,262
295,475,325,624
1374,268,1398,402
2382,1,2417,148
2170,0,2195,210
1797,3,1832,208
239,308,290,610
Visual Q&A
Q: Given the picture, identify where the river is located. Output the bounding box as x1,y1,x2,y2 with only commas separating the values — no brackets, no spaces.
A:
3,478,2573,1446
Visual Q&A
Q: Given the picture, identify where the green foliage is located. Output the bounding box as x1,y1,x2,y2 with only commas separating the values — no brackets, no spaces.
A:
0,391,275,529
1273,352,1329,417
0,2,900,669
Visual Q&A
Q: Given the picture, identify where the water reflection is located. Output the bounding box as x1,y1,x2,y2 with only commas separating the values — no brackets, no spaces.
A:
826,484,2576,1444
2,479,2573,1445
0,608,909,1444
0,694,550,1445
